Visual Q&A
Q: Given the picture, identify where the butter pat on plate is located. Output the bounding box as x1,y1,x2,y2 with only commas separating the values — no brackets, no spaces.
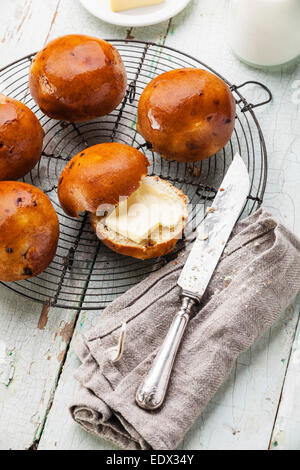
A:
79,0,192,28
111,0,164,12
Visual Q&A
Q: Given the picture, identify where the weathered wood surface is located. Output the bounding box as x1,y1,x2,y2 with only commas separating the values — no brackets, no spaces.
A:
0,0,299,450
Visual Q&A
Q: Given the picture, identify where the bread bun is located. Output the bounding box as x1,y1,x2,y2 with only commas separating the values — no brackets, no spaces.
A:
0,94,44,180
58,144,188,260
58,143,149,217
0,182,59,281
137,68,236,162
91,176,188,260
29,35,127,122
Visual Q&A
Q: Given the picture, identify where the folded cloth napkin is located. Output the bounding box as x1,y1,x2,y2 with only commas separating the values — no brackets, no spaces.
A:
70,209,300,450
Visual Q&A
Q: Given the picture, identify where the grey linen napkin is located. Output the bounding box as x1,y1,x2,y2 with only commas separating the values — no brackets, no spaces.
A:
70,208,300,450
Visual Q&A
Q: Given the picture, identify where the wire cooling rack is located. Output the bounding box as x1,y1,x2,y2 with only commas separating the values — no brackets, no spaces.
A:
0,40,271,310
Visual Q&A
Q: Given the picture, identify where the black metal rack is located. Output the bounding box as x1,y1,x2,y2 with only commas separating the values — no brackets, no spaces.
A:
0,40,271,310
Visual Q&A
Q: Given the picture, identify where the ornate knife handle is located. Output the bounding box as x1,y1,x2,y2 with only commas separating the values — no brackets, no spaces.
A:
136,296,198,411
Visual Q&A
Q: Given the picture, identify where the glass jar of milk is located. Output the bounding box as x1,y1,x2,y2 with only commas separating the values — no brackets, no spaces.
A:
228,0,300,68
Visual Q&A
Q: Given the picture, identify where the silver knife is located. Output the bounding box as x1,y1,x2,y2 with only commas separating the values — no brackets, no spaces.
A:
136,154,250,410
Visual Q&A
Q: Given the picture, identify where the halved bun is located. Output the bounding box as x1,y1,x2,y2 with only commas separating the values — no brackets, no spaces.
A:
58,143,149,217
90,176,188,260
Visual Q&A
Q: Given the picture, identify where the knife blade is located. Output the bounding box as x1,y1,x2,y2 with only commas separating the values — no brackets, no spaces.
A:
136,153,250,411
178,153,250,300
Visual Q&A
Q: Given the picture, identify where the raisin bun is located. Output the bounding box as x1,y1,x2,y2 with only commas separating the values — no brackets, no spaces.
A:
0,182,59,281
29,35,127,122
58,143,188,260
0,94,44,180
137,68,236,162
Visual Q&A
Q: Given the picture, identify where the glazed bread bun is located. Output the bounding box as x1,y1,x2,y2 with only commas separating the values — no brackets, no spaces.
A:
137,68,236,163
0,182,59,282
0,94,44,180
29,35,127,122
58,143,149,217
58,143,188,260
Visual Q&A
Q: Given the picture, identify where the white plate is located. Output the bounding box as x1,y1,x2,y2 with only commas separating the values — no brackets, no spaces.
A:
79,0,192,27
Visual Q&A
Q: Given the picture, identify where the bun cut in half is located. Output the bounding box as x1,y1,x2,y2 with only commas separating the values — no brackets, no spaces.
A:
137,68,236,163
0,94,44,180
58,143,149,218
0,182,59,282
29,35,127,122
58,143,188,260
91,176,188,260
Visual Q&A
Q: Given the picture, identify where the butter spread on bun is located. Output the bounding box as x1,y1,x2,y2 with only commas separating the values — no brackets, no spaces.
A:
29,35,127,122
58,143,188,259
92,176,188,259
104,177,183,244
137,68,236,162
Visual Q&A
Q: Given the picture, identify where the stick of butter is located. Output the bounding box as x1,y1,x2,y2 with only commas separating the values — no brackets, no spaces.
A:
111,0,164,13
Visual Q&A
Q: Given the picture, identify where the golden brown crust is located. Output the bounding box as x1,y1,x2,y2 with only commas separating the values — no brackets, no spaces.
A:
101,232,179,260
90,213,182,260
137,68,236,162
0,94,44,180
29,34,127,122
0,182,59,281
58,143,149,218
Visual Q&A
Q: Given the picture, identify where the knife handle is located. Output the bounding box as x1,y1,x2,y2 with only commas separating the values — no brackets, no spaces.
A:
136,296,197,411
